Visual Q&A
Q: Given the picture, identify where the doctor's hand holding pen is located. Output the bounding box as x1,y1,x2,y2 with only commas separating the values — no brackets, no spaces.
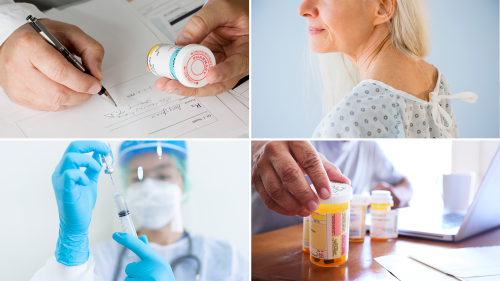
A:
154,0,249,97
0,19,104,112
251,141,351,217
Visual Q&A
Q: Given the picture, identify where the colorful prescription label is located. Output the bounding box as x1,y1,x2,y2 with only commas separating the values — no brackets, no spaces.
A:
370,209,399,239
303,216,310,248
349,205,366,238
147,44,182,79
309,209,349,260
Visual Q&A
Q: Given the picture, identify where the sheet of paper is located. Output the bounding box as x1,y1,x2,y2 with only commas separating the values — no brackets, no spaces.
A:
375,255,460,281
13,54,247,137
0,0,248,138
122,0,205,42
410,246,500,278
228,79,250,108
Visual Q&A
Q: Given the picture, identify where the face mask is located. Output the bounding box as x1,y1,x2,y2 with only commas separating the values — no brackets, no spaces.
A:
125,178,183,232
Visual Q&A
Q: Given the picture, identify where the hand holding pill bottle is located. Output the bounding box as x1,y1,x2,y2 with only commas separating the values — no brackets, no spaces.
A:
309,182,353,267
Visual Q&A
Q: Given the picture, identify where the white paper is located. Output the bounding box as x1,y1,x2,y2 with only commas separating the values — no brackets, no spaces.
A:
122,0,205,42
0,0,248,138
375,255,459,281
13,56,248,138
410,246,500,278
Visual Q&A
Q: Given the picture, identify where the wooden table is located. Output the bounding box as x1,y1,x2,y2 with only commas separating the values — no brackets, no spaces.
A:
252,224,500,280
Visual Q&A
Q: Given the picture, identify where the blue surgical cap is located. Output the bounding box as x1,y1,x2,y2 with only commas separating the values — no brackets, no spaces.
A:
118,141,187,166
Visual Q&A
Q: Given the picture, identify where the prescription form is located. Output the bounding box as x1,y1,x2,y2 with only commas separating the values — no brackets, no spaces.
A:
0,0,249,138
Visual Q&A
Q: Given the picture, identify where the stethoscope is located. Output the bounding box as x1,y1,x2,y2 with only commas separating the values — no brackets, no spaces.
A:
113,232,202,281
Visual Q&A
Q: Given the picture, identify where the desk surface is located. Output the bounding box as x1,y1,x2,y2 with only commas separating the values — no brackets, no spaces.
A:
252,224,500,281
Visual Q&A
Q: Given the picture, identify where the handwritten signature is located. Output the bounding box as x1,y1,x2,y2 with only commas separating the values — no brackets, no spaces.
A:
104,97,172,119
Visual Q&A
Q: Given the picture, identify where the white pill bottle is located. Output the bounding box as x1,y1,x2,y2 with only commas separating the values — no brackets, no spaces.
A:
147,44,216,88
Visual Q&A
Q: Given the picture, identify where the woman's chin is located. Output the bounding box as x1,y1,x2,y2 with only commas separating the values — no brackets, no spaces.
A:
309,42,331,54
309,37,337,53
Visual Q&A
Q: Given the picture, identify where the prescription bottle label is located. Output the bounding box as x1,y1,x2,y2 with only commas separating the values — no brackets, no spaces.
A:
349,205,366,238
310,209,349,260
303,216,310,248
147,44,183,79
370,209,399,239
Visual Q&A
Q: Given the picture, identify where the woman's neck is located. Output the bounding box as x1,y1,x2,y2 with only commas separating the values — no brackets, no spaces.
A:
138,223,185,246
344,27,437,102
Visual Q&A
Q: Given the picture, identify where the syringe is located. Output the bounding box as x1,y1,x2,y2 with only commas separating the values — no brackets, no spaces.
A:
99,143,140,262
113,194,141,262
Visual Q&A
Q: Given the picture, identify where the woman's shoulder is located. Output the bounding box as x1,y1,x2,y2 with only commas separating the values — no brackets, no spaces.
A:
313,83,402,138
347,80,403,100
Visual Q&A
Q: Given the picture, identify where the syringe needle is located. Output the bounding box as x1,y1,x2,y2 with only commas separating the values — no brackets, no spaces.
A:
109,173,118,194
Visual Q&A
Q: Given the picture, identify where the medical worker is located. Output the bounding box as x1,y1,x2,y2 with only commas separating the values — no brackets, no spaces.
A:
31,140,248,281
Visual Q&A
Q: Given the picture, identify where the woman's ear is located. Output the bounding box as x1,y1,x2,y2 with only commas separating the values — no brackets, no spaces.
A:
373,0,397,26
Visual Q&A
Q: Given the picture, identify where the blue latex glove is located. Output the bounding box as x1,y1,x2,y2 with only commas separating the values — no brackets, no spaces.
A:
52,141,111,266
113,233,176,281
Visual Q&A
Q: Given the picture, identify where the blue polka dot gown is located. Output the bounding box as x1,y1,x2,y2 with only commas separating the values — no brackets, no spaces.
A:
313,73,459,138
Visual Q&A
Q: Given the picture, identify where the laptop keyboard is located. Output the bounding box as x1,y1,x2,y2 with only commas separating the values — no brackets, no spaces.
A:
441,213,466,229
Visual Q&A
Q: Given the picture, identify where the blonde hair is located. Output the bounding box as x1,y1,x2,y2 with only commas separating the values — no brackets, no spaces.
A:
311,0,430,114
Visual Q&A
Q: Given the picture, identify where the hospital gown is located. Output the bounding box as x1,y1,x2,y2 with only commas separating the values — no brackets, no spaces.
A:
313,72,477,138
31,235,248,281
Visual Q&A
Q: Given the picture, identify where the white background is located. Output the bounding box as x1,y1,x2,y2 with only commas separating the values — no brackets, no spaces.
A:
377,140,500,209
0,140,250,280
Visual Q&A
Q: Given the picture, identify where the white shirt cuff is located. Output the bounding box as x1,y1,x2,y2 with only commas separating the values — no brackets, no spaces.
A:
0,3,47,46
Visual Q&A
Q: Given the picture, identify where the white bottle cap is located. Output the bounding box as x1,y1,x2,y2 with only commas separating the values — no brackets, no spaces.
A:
311,182,353,205
351,194,370,206
370,190,394,205
174,44,216,88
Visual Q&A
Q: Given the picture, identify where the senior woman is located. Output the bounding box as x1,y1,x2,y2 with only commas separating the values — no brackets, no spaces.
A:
301,0,478,138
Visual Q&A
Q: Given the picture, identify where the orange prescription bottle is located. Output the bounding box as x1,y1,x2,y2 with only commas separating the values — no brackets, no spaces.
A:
303,216,310,254
349,194,370,242
370,190,397,241
309,182,353,267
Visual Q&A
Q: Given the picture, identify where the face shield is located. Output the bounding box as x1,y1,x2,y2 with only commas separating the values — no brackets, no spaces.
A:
119,142,188,232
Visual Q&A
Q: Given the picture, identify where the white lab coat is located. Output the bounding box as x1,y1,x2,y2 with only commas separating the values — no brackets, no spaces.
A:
31,235,249,281
0,0,46,45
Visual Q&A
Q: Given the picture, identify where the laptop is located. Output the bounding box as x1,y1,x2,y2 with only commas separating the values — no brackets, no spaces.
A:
395,146,500,241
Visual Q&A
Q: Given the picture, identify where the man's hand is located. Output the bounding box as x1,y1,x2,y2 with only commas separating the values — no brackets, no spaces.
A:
154,0,249,97
252,141,350,217
0,19,104,111
372,176,412,208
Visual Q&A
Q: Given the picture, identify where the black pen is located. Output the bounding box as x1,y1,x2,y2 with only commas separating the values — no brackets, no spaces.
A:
26,15,117,107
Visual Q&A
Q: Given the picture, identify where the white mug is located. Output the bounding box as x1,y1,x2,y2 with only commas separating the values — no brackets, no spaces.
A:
442,172,475,214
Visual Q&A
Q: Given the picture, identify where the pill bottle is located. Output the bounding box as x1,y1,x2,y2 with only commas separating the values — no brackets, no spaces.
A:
370,190,396,241
349,194,370,242
309,182,353,267
147,44,216,88
303,215,310,254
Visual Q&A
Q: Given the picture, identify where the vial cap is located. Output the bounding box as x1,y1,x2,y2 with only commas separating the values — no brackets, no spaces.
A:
351,194,370,205
370,190,394,205
311,182,353,205
174,44,216,88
